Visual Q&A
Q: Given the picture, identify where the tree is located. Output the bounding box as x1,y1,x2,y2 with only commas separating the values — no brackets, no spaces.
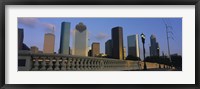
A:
126,55,141,61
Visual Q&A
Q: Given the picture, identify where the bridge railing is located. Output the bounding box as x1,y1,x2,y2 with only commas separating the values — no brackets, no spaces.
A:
18,51,141,71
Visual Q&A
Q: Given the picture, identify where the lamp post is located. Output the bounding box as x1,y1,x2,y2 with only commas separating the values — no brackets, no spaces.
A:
141,33,147,70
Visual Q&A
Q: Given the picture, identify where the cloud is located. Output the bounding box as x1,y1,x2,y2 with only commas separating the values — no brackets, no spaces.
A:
95,32,110,40
18,18,56,33
41,23,56,33
18,18,39,28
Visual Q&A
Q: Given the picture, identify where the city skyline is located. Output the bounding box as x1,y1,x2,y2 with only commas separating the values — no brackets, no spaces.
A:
18,18,182,59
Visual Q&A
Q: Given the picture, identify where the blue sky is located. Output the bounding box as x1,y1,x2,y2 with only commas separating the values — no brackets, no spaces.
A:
18,18,182,59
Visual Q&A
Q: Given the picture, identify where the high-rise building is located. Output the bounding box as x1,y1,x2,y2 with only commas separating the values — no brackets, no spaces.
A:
149,34,160,56
127,34,140,57
105,39,112,57
111,26,124,60
18,28,24,50
73,22,88,56
92,42,100,57
124,47,126,60
43,33,55,53
30,46,39,53
59,22,71,54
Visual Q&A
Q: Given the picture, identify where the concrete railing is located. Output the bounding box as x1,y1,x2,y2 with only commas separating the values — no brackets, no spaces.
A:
18,51,141,71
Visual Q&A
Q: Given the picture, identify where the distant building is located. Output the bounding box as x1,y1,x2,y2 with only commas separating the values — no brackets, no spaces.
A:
18,28,24,50
88,49,92,56
105,39,112,57
43,33,55,53
124,47,126,60
111,26,124,60
30,46,39,53
149,34,160,56
92,42,100,57
127,34,140,57
59,22,71,54
73,22,88,56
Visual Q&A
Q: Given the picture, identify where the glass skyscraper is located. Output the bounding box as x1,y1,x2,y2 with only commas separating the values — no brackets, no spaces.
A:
149,34,160,56
59,22,71,54
127,34,140,58
73,22,88,56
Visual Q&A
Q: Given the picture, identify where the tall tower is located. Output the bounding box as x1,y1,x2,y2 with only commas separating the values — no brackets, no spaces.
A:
92,42,100,57
18,28,24,50
73,22,88,56
127,34,140,57
149,34,160,56
105,39,112,57
111,26,124,60
59,22,71,54
43,33,55,53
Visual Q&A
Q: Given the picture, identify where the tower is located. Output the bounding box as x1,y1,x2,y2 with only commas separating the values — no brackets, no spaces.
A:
59,22,71,54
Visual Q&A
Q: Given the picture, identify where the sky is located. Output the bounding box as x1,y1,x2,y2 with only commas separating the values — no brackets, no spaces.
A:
18,18,182,59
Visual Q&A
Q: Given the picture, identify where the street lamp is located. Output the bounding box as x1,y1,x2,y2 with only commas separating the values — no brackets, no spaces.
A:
141,33,147,70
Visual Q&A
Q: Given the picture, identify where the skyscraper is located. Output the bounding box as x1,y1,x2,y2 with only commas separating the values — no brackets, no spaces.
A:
73,22,88,56
59,22,70,54
149,34,160,56
92,42,100,57
43,33,55,53
105,39,112,57
127,34,140,57
111,26,124,60
18,28,24,50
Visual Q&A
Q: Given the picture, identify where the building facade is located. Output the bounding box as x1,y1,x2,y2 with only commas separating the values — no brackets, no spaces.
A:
105,39,112,57
30,46,39,53
43,33,55,53
92,42,100,57
149,34,160,56
124,47,126,60
73,22,88,56
18,28,24,50
59,22,71,54
111,26,124,60
127,34,140,58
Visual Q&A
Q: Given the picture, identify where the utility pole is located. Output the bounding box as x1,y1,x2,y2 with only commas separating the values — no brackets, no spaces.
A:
162,19,172,64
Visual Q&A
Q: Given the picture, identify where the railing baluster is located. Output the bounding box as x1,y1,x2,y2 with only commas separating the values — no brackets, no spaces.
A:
54,57,60,71
40,57,47,71
61,57,66,71
32,56,39,71
47,57,53,71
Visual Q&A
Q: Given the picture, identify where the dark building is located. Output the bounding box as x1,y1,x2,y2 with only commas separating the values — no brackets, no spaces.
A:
149,35,160,56
18,28,24,50
105,39,113,57
111,26,124,60
88,50,92,56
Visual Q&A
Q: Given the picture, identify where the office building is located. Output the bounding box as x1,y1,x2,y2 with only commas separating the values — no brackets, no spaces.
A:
92,42,100,57
73,22,88,56
18,28,24,50
105,39,112,57
43,33,55,53
59,22,71,54
127,34,140,57
149,34,160,56
111,26,124,60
